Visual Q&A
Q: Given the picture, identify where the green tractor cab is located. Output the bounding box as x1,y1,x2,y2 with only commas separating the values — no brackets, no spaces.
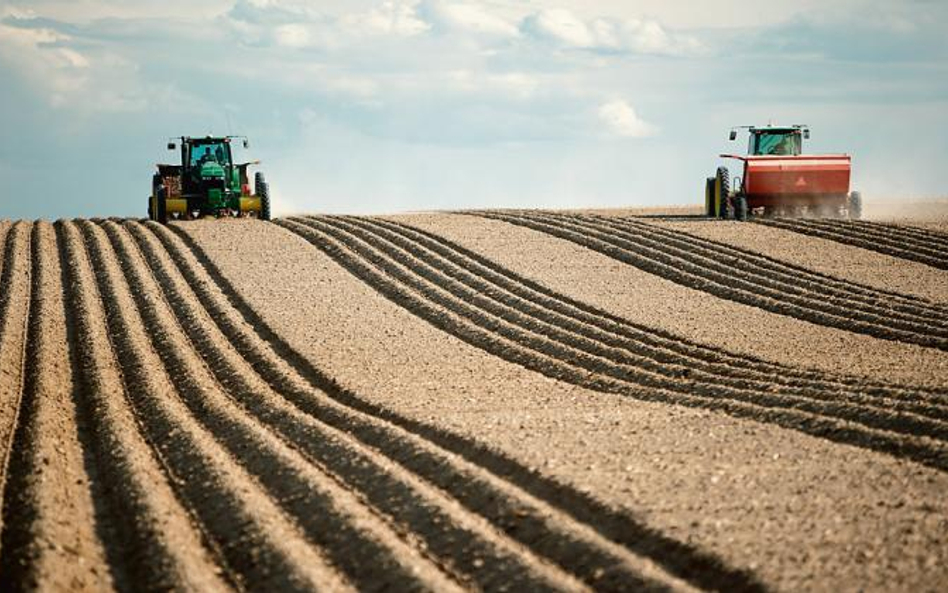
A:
148,135,270,223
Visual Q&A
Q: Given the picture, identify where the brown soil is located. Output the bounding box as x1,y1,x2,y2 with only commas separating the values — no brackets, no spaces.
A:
397,213,948,388
0,212,946,592
644,219,948,304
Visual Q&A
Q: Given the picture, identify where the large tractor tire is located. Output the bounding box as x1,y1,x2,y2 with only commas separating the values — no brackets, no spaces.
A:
149,173,162,221
735,195,748,221
715,166,731,219
155,187,168,224
848,191,862,220
255,172,271,221
704,177,716,217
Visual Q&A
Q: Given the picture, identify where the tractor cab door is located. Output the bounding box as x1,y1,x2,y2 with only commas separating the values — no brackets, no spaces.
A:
750,130,802,156
187,142,233,169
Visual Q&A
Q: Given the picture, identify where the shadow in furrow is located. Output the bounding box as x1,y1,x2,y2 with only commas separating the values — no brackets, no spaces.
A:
596,215,942,318
330,215,948,427
119,221,573,592
475,211,948,351
753,218,948,271
165,222,768,593
79,220,328,592
539,212,948,331
278,217,948,473
366,216,948,402
96,221,444,592
308,215,948,441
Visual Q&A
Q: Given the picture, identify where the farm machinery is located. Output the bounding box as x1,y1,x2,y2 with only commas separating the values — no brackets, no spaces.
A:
148,135,270,223
705,125,861,221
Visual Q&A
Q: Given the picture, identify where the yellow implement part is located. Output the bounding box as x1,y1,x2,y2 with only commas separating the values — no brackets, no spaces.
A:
166,199,188,214
240,197,261,213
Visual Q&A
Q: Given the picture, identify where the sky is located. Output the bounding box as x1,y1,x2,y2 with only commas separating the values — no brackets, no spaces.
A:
0,0,946,219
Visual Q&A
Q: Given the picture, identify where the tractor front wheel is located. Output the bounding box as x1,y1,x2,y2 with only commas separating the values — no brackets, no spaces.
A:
255,172,271,221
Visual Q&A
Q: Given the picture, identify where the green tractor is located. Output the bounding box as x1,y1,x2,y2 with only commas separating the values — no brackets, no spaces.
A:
148,135,270,223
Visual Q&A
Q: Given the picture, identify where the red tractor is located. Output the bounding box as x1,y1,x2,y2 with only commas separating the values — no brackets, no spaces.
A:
705,124,861,221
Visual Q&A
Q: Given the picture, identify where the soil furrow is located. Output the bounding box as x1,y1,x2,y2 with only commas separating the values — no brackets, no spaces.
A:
549,212,948,329
304,216,948,439
0,222,113,589
104,220,464,592
372,216,948,402
278,217,948,472
619,215,944,313
847,220,948,247
754,218,948,270
535,211,948,331
77,220,352,592
57,221,233,591
816,220,948,255
163,222,767,592
477,211,948,350
317,215,948,439
0,221,9,283
345,215,948,419
116,220,578,592
139,221,695,593
0,223,32,548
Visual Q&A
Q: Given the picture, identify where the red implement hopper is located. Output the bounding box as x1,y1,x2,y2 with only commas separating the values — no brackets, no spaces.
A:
705,125,861,221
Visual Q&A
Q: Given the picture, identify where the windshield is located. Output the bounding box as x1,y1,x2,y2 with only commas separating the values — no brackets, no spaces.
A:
189,142,231,167
753,131,801,156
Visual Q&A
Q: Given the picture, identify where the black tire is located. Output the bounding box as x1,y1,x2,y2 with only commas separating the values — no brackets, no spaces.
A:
715,166,731,219
849,191,862,220
149,173,162,220
735,195,748,221
705,177,716,217
255,171,270,221
156,187,168,224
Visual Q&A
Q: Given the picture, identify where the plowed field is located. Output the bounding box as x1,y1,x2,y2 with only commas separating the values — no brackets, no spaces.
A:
0,210,946,592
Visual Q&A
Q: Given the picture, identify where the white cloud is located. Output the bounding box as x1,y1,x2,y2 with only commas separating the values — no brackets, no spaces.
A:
523,8,595,48
597,99,656,138
0,21,90,105
229,0,429,49
419,1,519,38
350,1,430,36
521,7,700,55
274,22,312,47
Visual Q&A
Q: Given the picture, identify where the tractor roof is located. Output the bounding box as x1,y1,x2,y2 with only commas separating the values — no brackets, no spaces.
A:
182,136,232,144
748,125,806,133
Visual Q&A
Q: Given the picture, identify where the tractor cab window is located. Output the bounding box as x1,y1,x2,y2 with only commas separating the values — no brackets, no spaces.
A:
189,143,232,167
751,131,801,156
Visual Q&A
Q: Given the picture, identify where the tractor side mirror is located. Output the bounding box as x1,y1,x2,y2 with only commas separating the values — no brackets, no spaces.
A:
728,130,737,141
803,129,810,139
167,142,176,150
243,139,249,149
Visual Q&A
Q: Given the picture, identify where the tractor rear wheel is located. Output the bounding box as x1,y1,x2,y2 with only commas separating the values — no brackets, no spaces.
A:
848,191,862,220
715,166,731,219
255,172,271,221
735,195,748,221
156,187,168,224
705,177,716,217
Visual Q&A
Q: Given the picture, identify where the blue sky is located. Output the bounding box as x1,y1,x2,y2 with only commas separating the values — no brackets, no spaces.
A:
1,0,946,219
